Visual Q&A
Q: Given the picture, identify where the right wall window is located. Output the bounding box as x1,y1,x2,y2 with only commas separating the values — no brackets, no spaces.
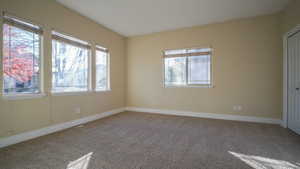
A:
164,48,212,87
95,46,110,91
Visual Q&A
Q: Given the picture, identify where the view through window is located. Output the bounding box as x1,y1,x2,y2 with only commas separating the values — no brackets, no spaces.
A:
2,16,42,95
164,48,212,87
95,46,109,91
52,32,90,93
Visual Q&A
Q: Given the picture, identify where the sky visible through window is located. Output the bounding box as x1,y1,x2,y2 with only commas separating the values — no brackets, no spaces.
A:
165,57,186,86
52,40,89,92
96,50,108,91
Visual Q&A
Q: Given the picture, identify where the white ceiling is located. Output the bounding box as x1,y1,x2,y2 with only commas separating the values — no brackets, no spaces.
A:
56,0,290,37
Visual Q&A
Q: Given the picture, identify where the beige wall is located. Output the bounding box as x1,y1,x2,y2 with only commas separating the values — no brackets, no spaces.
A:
1,0,296,140
281,0,300,34
126,14,283,119
0,0,126,138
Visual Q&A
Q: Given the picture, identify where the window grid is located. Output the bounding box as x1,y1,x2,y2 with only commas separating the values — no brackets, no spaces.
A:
163,47,212,88
2,14,43,96
51,37,91,93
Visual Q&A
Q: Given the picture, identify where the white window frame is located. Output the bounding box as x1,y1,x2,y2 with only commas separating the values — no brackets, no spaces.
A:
51,31,92,95
95,45,110,92
163,47,213,88
1,13,45,99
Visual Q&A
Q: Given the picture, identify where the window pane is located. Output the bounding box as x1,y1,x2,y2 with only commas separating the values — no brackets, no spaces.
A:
52,40,89,92
188,55,211,85
96,50,108,90
3,24,40,94
164,57,186,86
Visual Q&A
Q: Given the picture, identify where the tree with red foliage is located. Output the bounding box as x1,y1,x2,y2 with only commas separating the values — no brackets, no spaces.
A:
3,24,39,84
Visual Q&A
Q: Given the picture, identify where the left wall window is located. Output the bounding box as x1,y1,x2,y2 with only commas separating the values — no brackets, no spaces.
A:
2,14,43,95
51,31,91,93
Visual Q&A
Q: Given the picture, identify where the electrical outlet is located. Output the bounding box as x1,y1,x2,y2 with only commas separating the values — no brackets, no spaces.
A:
8,130,14,135
233,106,237,111
237,105,243,111
233,105,243,111
74,107,81,114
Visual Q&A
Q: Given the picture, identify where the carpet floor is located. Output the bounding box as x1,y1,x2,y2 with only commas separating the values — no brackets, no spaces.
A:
0,111,300,169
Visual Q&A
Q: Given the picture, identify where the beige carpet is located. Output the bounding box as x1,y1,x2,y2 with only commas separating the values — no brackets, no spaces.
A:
0,111,300,169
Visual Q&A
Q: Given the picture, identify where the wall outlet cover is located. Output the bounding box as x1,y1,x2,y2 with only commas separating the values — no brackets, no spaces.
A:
74,108,81,114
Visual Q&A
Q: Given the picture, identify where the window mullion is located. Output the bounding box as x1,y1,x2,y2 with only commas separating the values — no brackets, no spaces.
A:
107,53,110,90
32,32,35,92
88,49,92,91
39,35,43,94
185,56,188,86
8,25,11,76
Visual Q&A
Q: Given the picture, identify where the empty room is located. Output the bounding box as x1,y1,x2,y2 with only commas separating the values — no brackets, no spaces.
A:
0,0,300,169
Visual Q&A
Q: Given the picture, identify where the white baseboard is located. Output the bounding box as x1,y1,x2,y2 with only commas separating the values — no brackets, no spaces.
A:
0,108,125,148
126,107,282,125
0,107,282,148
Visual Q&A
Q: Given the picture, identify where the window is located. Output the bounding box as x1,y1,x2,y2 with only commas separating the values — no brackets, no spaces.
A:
2,14,43,95
95,46,110,91
51,31,91,93
164,47,212,87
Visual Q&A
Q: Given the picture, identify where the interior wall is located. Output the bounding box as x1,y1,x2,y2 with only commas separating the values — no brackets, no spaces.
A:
0,0,126,138
126,14,283,119
0,0,295,140
281,0,300,34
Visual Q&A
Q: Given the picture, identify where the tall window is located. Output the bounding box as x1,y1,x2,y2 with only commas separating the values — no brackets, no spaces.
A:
95,46,110,91
51,31,90,93
2,14,42,95
164,48,212,87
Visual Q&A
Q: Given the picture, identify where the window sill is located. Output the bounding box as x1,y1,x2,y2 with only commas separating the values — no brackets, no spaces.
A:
2,93,46,100
51,91,92,96
95,89,111,93
164,85,214,88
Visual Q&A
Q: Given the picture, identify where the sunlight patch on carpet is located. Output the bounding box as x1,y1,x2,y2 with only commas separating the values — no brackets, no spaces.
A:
229,151,300,169
66,152,93,169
